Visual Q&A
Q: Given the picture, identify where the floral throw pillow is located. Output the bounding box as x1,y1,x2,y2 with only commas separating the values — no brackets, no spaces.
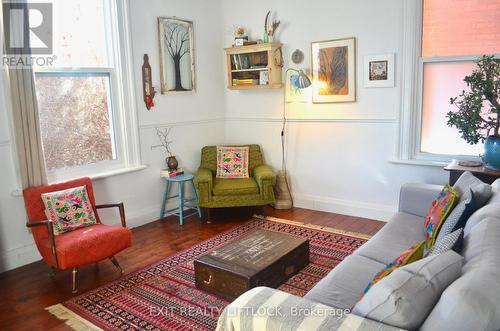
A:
360,240,425,299
216,146,249,179
41,186,97,235
424,184,459,249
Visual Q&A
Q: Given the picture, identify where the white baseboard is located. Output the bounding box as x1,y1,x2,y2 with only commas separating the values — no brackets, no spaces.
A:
292,192,395,222
0,243,41,273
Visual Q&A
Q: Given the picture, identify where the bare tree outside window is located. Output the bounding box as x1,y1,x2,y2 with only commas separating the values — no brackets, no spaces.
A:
35,74,115,170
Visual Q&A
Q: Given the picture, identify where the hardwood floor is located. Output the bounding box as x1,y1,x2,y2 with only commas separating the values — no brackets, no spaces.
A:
0,207,385,331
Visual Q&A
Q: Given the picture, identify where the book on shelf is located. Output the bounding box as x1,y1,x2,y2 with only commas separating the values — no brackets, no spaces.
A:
232,78,258,86
160,168,185,178
232,54,250,70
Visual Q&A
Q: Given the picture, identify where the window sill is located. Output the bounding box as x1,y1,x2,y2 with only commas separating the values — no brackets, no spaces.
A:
389,158,448,168
88,164,148,180
10,165,148,197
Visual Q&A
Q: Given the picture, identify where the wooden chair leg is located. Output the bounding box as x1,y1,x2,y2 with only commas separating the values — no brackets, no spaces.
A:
72,267,78,294
48,266,56,277
206,208,212,223
109,256,123,274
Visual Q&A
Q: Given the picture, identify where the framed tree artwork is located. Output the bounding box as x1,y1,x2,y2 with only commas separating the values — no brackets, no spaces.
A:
311,37,356,103
158,17,195,94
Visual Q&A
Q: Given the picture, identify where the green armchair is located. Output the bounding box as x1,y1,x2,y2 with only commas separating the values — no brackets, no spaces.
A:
194,145,276,219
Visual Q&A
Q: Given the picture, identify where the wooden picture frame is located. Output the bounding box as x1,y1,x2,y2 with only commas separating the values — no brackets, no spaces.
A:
158,17,195,94
311,37,356,103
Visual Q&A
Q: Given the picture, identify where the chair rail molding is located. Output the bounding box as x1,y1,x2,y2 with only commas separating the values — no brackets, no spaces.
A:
224,117,397,124
139,117,225,130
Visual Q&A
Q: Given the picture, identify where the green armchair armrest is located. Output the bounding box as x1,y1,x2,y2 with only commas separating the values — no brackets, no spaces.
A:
253,164,276,201
194,167,213,204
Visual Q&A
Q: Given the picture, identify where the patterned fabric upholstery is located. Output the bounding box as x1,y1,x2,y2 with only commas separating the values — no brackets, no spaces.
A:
213,178,259,196
195,145,276,208
424,184,459,249
36,224,131,268
23,177,132,270
428,228,464,256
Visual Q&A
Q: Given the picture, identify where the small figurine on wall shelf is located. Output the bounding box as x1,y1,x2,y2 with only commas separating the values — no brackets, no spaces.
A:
264,11,280,43
142,54,156,110
234,26,248,46
152,127,179,171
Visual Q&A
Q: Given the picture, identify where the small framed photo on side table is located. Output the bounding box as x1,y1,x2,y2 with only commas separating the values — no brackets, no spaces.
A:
364,53,395,88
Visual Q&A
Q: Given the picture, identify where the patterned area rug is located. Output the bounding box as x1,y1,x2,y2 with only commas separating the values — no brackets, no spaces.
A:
47,215,370,331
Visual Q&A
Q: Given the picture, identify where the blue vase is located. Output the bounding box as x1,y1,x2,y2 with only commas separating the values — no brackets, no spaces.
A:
483,136,500,170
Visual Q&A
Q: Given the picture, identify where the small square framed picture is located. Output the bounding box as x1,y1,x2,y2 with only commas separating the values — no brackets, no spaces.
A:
363,53,394,88
259,71,269,85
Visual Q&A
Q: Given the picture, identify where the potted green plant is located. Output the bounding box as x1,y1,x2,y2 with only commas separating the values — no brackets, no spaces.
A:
447,55,500,169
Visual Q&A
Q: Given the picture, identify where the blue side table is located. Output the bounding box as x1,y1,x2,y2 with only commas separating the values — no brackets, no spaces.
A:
159,173,201,225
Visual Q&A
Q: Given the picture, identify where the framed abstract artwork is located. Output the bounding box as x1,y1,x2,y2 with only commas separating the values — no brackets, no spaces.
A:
364,53,395,88
158,17,195,94
311,37,356,103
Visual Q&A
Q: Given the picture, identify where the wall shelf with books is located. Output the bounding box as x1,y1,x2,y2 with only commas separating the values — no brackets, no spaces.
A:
224,43,283,89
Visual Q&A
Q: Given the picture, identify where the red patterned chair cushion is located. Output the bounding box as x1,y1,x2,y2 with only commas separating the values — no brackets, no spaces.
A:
36,224,132,269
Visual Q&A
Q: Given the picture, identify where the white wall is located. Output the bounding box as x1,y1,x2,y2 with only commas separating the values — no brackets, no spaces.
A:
0,0,226,272
220,0,447,220
0,0,450,272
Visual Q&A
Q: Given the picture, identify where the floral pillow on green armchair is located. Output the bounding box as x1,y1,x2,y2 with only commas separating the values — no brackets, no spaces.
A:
216,146,249,179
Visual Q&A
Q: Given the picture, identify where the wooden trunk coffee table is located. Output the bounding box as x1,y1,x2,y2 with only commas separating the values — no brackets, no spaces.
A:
194,229,309,300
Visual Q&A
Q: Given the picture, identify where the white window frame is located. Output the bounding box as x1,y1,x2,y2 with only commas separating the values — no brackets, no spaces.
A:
397,0,496,166
34,0,143,183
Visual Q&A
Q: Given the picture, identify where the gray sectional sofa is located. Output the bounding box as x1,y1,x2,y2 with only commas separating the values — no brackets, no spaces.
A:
217,176,500,331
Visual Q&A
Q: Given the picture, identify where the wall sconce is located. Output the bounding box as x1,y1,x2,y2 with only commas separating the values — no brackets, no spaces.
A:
142,54,156,110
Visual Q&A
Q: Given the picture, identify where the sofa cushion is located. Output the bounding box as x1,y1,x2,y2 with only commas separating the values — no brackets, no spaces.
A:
421,218,500,331
36,224,132,269
213,178,259,196
353,251,463,330
355,212,425,265
361,240,425,298
493,178,500,190
464,189,500,235
452,171,492,206
462,217,500,271
435,189,480,243
304,254,385,310
424,184,459,249
428,228,463,256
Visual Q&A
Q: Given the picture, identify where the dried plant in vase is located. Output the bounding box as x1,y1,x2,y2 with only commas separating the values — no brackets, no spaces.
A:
152,127,178,171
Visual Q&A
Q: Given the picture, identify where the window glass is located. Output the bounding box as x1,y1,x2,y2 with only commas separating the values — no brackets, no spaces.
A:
35,73,116,170
51,0,109,67
422,0,500,57
420,61,483,155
